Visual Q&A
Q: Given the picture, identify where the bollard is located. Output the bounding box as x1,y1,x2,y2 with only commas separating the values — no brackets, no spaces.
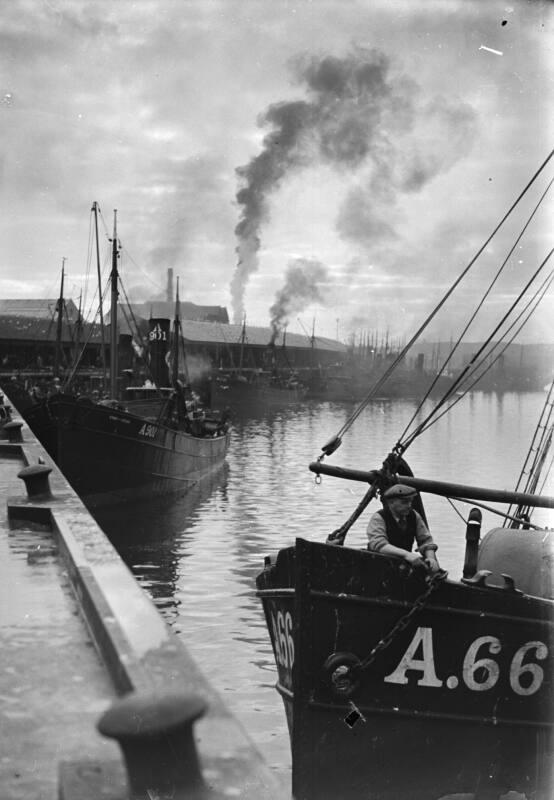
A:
17,463,53,500
98,690,207,799
4,420,23,442
462,507,482,578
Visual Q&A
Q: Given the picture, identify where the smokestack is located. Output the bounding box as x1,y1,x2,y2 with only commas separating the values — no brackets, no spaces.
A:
166,268,174,303
148,318,171,387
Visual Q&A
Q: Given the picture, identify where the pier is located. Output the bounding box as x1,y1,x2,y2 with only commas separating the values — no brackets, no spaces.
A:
0,391,288,800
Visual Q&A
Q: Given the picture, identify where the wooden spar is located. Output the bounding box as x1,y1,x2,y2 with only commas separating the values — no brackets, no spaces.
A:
109,210,119,399
92,201,107,386
54,258,66,378
172,277,180,387
308,461,554,510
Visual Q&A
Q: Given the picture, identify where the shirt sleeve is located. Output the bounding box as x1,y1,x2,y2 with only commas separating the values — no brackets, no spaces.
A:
366,512,390,553
414,511,438,553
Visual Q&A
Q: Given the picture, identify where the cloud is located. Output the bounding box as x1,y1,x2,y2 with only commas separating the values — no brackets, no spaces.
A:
231,45,478,323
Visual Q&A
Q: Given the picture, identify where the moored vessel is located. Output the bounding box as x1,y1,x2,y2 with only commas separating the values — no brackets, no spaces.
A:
15,208,230,508
256,152,554,799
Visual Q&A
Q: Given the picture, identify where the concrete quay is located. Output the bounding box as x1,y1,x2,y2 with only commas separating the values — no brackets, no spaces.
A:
0,392,289,800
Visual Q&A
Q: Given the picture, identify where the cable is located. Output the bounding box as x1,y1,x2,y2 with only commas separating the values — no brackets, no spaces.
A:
325,148,554,450
396,176,553,447
398,251,553,451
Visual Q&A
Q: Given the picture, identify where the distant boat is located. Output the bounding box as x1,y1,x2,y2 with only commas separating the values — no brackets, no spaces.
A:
211,368,307,412
255,153,554,800
210,321,307,412
16,209,231,507
305,361,455,402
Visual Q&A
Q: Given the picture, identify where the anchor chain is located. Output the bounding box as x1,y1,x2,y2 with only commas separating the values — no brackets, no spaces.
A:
358,568,448,672
328,568,449,695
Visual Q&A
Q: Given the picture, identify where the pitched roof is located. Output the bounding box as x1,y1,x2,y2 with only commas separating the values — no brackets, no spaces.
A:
179,321,346,353
0,314,103,342
113,301,229,324
0,299,79,320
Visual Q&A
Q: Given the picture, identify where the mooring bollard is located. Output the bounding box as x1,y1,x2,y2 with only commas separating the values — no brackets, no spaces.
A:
98,690,207,799
17,463,53,500
4,420,23,442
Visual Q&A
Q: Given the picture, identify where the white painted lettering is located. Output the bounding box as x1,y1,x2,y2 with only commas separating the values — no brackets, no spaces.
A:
384,626,443,687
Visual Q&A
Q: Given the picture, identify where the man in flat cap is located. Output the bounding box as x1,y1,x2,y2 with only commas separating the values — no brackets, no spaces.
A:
366,484,441,573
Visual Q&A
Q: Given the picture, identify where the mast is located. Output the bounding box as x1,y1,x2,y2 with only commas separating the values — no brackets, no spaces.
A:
92,201,107,386
238,316,246,376
109,210,119,398
74,290,83,362
54,258,66,378
310,318,316,374
172,277,180,387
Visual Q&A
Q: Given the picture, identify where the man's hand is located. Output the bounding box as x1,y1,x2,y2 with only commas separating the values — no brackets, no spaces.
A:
403,551,427,569
424,553,442,574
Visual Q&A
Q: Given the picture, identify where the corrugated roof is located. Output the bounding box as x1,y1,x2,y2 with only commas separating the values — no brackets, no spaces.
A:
111,301,229,324
0,299,79,320
0,308,344,353
0,315,103,342
179,321,346,353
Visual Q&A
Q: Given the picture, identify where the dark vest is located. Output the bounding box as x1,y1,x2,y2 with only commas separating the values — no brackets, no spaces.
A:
377,507,417,551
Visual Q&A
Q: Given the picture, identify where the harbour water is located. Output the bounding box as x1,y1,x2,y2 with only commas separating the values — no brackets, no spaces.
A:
94,391,552,787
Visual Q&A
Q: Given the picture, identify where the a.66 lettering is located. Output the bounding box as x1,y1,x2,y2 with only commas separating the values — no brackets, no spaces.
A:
270,610,294,669
384,626,548,696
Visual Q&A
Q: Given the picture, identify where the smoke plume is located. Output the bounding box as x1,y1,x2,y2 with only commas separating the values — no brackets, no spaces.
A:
231,46,477,322
269,257,328,344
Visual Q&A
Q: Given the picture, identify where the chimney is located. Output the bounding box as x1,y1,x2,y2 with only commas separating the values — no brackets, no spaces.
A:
166,268,174,302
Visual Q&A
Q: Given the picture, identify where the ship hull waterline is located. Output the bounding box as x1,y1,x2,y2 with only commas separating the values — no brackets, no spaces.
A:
23,394,230,507
256,538,553,800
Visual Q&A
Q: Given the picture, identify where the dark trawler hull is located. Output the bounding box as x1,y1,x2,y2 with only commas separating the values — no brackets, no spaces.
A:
256,535,554,800
23,393,230,507
210,373,307,413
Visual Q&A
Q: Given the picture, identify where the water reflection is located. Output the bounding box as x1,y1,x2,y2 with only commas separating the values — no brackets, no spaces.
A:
94,463,230,627
99,392,551,782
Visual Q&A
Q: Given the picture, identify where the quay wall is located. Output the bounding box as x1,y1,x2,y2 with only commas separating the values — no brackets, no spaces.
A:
0,390,288,799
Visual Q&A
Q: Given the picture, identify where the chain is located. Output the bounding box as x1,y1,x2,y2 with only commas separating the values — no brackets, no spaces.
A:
357,568,448,672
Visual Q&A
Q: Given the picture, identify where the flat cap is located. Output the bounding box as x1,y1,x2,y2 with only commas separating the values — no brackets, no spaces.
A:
383,484,417,499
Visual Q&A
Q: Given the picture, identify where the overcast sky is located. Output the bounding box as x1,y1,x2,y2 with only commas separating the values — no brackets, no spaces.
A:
1,0,552,342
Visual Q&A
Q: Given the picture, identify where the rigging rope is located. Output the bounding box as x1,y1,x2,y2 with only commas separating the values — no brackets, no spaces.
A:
398,257,553,450
505,376,554,524
447,496,544,530
395,177,554,448
322,148,554,455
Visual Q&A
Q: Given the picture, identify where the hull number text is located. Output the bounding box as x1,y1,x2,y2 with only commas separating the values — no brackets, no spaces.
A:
384,627,547,696
270,610,294,670
138,423,157,438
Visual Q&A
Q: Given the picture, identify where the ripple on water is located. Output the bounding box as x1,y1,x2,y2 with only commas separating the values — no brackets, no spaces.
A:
99,393,552,779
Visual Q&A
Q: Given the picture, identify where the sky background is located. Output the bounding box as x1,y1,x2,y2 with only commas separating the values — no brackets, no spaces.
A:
1,0,552,343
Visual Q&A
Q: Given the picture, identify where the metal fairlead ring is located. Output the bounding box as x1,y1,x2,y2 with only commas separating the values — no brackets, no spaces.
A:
321,652,362,697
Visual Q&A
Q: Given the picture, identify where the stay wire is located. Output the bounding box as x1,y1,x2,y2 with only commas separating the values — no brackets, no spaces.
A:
506,377,554,521
118,269,161,390
446,496,544,530
61,273,113,391
331,147,554,444
395,176,554,448
400,262,554,449
403,267,554,445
